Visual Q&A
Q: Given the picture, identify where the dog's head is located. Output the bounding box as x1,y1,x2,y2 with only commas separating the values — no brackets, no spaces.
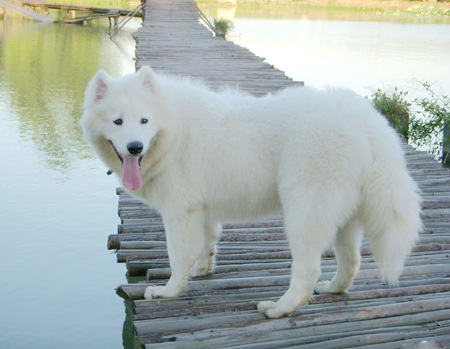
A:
80,66,163,191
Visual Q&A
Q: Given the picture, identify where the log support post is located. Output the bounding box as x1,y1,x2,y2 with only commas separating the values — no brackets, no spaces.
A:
62,8,69,20
443,118,450,167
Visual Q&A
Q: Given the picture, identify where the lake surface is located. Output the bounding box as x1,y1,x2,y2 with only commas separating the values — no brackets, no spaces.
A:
200,3,450,97
1,3,449,349
0,16,139,349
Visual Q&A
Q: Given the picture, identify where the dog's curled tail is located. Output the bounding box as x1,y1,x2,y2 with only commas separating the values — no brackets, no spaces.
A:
363,164,422,286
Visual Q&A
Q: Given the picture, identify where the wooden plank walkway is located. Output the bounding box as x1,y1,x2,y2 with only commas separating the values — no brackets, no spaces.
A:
0,0,54,22
110,0,450,347
133,0,300,94
20,1,143,18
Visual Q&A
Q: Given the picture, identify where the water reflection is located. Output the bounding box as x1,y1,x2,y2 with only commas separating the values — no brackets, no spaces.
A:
0,17,138,349
0,19,136,173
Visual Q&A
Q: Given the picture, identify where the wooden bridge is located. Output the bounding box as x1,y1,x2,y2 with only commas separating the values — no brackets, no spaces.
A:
0,0,53,22
108,0,450,347
1,0,142,25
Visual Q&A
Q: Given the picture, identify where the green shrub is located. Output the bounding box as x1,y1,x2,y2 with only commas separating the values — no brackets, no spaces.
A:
409,82,450,164
213,18,233,38
370,87,410,140
369,82,450,165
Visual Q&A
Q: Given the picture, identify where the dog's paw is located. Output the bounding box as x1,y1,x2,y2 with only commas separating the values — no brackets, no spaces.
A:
314,280,347,294
191,253,215,277
144,285,180,299
191,267,211,278
257,300,288,318
257,300,293,318
190,261,211,277
265,306,292,319
257,300,276,313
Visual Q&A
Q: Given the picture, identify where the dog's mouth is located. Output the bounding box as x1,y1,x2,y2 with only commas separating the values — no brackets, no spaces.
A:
108,140,144,191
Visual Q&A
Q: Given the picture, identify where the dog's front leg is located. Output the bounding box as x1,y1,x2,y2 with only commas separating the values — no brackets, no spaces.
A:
144,208,205,299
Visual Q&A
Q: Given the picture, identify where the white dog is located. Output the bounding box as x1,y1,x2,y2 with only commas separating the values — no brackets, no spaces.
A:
80,66,422,318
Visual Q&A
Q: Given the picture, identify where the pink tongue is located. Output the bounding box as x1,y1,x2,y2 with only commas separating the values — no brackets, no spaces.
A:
122,156,142,190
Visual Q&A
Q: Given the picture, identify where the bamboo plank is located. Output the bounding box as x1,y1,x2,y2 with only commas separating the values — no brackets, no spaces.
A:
117,195,450,219
117,264,450,301
150,324,450,349
124,247,449,276
136,297,449,341
116,243,450,263
352,335,450,349
144,254,450,280
111,234,450,251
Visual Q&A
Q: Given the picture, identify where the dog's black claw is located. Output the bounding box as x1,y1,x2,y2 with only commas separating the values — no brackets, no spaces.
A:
107,169,113,175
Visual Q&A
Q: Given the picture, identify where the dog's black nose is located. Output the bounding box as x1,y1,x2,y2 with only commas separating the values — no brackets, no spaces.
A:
127,141,143,155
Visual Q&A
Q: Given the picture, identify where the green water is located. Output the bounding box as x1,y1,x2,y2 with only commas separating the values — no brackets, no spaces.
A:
0,15,139,349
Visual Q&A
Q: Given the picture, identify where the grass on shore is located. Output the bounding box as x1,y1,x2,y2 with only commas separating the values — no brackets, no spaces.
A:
197,0,450,18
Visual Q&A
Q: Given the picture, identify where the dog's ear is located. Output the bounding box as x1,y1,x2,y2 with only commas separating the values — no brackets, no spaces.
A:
84,70,111,108
138,66,157,91
92,70,111,102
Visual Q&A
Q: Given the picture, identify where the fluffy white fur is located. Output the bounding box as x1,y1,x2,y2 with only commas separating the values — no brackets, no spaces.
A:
80,66,422,318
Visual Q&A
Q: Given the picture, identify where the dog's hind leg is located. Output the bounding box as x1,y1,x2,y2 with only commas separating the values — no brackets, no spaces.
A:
315,217,362,294
258,193,337,318
191,221,221,277
257,182,359,318
144,207,207,299
257,205,333,318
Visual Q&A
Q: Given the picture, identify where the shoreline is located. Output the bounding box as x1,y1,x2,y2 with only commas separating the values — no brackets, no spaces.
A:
197,0,450,18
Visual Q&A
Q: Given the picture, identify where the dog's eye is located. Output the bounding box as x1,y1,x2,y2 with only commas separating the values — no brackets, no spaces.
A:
141,118,148,124
113,118,123,125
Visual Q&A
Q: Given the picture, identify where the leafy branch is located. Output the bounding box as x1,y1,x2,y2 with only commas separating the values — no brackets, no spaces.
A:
369,82,450,165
